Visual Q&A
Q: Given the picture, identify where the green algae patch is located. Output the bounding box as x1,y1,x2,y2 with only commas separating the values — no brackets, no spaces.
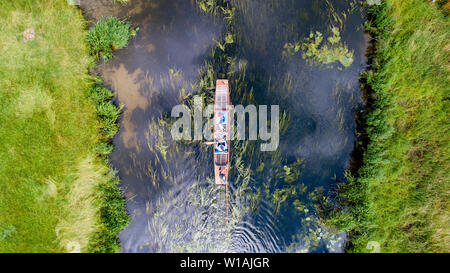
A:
284,26,354,68
326,0,450,253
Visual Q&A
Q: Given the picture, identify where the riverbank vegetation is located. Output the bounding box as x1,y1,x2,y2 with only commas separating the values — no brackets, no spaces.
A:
87,82,129,253
87,16,132,61
326,0,449,252
0,0,129,252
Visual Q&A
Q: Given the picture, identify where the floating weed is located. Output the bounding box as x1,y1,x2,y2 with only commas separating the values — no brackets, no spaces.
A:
238,59,248,72
282,41,301,57
144,172,279,252
147,118,169,161
287,215,346,253
283,0,358,68
293,199,305,212
221,6,235,23
300,28,354,68
215,39,226,51
196,0,220,15
225,32,234,44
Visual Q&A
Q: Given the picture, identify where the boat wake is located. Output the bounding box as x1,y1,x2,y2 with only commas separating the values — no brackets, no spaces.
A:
141,179,284,253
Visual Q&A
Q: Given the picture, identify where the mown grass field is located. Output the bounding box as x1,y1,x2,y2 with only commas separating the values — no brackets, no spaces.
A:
328,0,449,252
0,0,127,252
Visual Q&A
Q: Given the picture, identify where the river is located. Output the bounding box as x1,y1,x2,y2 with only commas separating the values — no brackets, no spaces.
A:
81,0,368,253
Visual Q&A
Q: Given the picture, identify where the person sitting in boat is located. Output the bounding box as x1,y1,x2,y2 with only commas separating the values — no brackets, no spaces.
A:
216,112,227,124
217,123,226,132
216,140,227,152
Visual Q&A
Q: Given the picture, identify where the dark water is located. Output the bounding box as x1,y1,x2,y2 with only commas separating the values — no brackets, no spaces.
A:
81,0,367,252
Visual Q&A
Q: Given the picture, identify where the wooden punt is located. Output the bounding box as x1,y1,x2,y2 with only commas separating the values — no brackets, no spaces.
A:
213,79,230,185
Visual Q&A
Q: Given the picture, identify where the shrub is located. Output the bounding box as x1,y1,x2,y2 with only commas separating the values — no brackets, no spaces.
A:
87,16,131,61
88,177,129,253
87,83,128,252
94,141,114,157
88,85,123,139
89,86,114,104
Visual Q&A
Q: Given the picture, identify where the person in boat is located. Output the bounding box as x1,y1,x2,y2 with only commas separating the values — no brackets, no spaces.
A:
216,112,227,124
215,132,228,152
217,123,226,132
219,165,228,183
216,140,227,152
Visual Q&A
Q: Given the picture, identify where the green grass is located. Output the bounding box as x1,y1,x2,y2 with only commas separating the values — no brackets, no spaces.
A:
87,16,131,61
326,0,449,253
0,0,128,252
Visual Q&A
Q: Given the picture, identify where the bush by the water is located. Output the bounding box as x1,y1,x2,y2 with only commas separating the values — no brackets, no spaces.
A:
87,83,128,252
326,0,449,253
89,85,123,140
87,16,131,61
88,176,129,253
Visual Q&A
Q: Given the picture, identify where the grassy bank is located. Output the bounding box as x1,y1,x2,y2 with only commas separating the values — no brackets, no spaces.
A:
0,0,128,252
327,0,449,252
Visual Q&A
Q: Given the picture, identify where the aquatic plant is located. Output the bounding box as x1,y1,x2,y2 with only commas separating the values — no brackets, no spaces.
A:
196,0,221,15
301,28,354,67
222,5,235,23
283,26,354,68
287,215,346,253
87,16,132,61
282,41,301,57
142,132,285,252
283,0,359,68
89,173,129,253
147,118,170,161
